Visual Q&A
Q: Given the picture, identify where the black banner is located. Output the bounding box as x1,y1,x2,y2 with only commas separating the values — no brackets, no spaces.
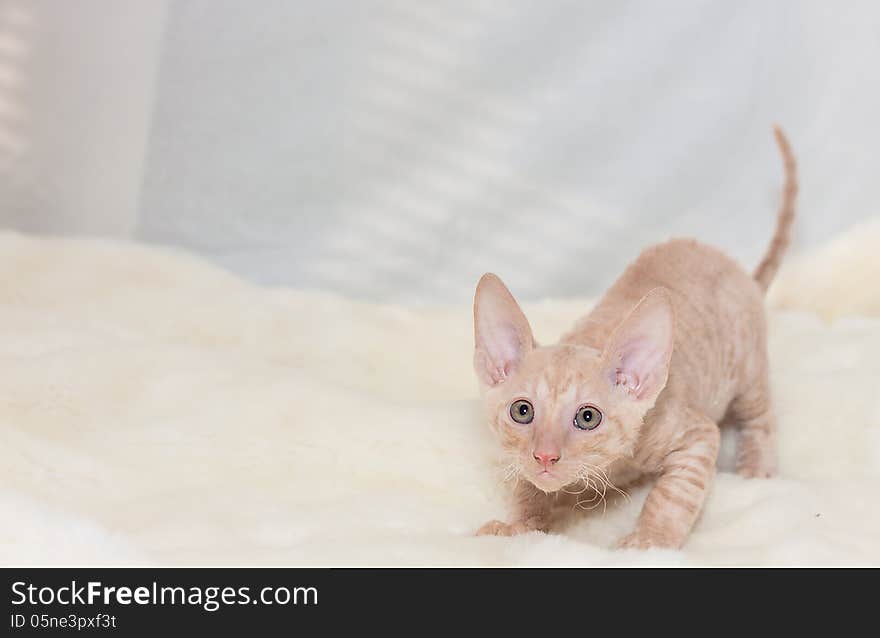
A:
1,567,864,633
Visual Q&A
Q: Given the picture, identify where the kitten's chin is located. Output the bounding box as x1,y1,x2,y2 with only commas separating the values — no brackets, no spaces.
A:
527,471,568,494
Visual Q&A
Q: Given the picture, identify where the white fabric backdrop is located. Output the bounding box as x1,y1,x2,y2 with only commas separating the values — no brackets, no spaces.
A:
1,0,879,302
0,0,167,236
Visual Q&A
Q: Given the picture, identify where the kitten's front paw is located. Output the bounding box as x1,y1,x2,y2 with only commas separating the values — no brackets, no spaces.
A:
736,455,777,479
616,531,654,550
736,442,778,479
616,530,679,550
475,518,546,537
737,465,776,479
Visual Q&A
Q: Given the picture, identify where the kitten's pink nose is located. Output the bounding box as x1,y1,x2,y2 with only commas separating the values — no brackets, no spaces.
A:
533,451,560,468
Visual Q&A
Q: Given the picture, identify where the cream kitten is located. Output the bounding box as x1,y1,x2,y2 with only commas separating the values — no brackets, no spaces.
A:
473,127,797,549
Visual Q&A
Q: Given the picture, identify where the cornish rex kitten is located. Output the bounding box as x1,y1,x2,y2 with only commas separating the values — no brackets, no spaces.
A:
473,127,797,549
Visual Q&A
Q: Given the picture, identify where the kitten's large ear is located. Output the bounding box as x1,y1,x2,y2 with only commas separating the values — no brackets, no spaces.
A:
473,273,535,387
601,287,675,403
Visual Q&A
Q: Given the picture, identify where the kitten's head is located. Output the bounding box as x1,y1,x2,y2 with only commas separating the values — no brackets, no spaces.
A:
473,273,674,493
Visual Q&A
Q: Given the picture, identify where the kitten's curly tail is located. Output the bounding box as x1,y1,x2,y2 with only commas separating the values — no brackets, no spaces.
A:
753,125,798,292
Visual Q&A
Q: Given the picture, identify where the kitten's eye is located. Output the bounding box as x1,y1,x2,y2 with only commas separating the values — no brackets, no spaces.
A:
574,405,602,430
509,399,534,424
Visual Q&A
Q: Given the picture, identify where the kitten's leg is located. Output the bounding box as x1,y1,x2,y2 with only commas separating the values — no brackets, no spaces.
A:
730,376,778,479
476,480,552,536
618,412,719,550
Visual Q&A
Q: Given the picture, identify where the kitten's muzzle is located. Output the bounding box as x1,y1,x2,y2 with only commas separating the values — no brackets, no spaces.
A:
533,451,560,468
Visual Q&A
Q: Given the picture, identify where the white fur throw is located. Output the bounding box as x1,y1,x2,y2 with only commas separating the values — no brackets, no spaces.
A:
2,221,878,565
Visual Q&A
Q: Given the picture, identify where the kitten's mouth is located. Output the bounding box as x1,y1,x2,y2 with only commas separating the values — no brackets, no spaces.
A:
530,470,567,492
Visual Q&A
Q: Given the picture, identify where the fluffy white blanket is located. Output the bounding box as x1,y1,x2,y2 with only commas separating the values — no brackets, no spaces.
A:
2,222,879,566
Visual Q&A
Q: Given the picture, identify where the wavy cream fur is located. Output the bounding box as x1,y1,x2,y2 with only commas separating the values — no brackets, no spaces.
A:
1,223,879,565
